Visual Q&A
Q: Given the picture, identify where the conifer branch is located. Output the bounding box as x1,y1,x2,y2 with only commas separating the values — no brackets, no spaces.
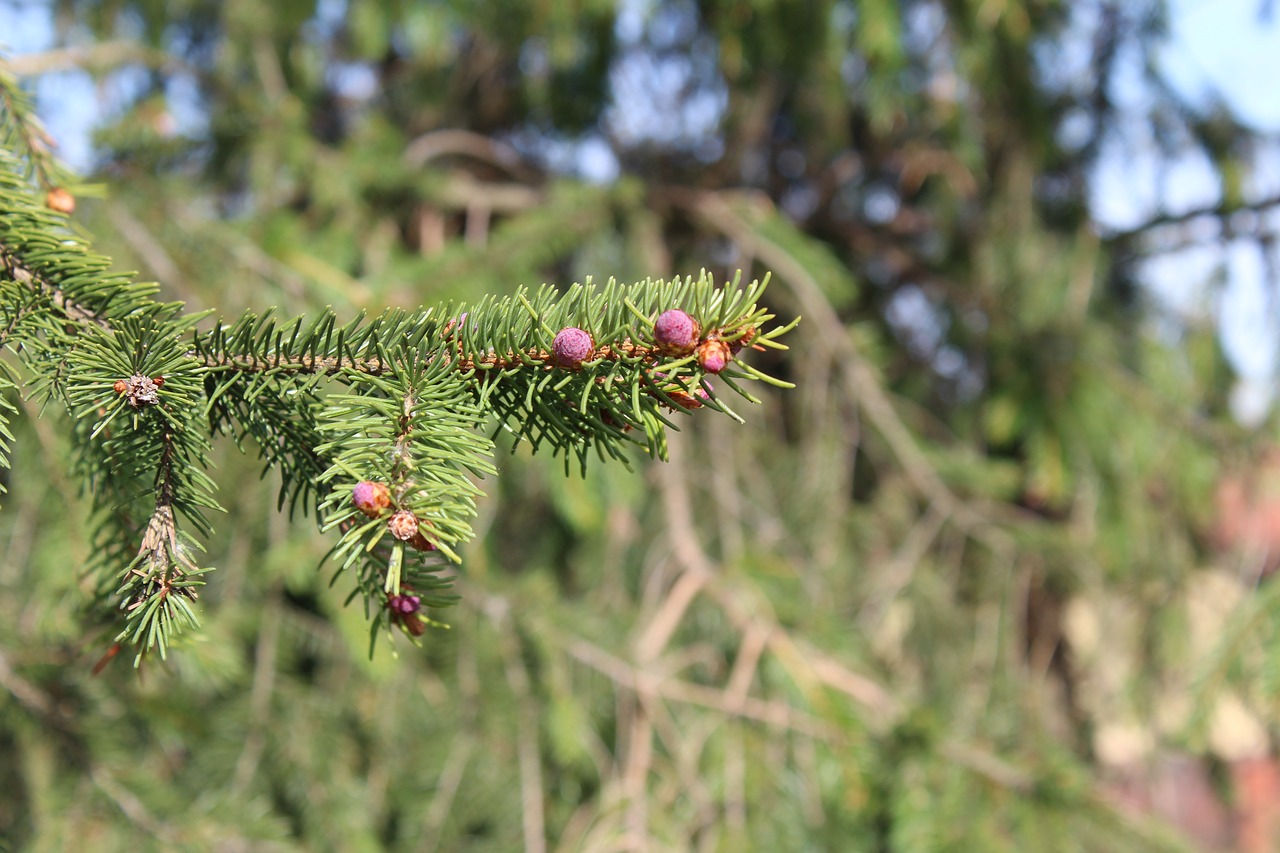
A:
0,245,115,331
0,75,797,663
116,432,206,664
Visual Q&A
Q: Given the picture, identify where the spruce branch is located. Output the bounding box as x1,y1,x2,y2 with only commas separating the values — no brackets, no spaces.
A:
0,96,797,663
114,432,209,664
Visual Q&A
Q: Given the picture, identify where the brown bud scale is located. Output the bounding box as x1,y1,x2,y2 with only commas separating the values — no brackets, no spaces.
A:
387,509,420,541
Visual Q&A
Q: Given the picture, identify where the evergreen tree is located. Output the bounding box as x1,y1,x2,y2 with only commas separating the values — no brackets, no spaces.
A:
1,2,1276,850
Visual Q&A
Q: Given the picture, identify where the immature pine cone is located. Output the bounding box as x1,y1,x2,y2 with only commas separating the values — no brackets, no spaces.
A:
696,340,733,374
388,593,421,615
551,327,594,368
352,481,392,518
653,309,700,356
388,592,426,636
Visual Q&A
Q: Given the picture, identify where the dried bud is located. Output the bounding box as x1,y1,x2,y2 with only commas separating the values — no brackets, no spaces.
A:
352,481,392,518
653,309,700,356
551,327,594,368
387,509,420,541
696,340,733,374
113,379,128,394
45,187,75,214
123,374,160,407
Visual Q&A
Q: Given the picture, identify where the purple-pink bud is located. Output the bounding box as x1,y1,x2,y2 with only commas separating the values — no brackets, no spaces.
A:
696,340,733,374
552,327,594,368
353,481,392,518
389,593,421,615
653,309,700,356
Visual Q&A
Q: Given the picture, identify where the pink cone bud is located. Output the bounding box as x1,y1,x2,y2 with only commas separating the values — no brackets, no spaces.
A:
552,327,594,368
389,593,421,615
696,340,733,374
353,481,392,518
654,309,700,356
388,592,426,636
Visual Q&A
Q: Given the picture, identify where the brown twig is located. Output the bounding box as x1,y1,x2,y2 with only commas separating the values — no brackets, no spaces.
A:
487,597,547,853
1104,193,1280,244
1,245,114,330
108,203,189,294
422,737,475,852
2,42,183,76
564,636,836,739
404,129,540,183
231,587,281,791
0,647,63,721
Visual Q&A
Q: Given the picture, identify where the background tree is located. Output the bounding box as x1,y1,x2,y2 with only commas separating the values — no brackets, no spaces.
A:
1,1,1278,850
